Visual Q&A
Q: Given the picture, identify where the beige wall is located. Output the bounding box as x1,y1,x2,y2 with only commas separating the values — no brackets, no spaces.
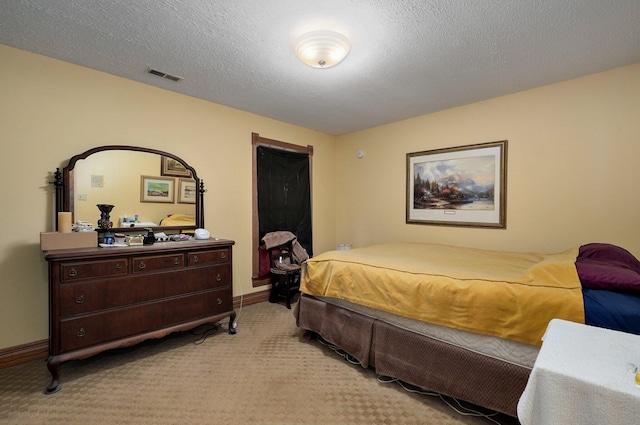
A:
1,42,638,351
0,44,337,349
335,64,640,257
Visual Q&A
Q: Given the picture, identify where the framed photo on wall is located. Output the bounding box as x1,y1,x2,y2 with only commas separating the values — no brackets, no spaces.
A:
140,175,175,203
406,140,507,228
177,179,197,204
161,156,191,177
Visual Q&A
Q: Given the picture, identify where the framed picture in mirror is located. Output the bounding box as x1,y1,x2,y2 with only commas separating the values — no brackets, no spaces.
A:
140,175,175,203
161,156,191,177
178,179,197,204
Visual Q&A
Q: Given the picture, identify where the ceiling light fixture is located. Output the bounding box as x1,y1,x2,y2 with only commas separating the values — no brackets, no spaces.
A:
294,30,351,69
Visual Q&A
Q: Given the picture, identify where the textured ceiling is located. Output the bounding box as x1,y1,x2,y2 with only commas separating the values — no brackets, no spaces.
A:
1,1,639,135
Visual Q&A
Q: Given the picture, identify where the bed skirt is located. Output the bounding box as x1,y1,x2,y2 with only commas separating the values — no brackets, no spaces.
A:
294,294,530,418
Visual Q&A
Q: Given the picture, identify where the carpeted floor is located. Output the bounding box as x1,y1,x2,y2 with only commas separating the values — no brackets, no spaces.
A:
0,301,520,424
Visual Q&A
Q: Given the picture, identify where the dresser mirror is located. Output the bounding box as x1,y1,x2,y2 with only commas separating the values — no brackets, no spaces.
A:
53,145,204,232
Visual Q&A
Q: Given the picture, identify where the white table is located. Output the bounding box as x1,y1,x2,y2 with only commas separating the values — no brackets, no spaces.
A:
518,319,640,425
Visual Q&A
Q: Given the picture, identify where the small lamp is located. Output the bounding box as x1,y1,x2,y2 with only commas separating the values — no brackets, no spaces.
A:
294,30,351,68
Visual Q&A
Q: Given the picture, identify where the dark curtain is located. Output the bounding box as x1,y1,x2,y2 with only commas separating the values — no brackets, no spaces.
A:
257,146,312,258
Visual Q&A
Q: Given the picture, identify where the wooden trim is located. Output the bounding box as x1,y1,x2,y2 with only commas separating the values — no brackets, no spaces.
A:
252,275,272,288
0,339,48,370
252,133,260,278
234,288,270,309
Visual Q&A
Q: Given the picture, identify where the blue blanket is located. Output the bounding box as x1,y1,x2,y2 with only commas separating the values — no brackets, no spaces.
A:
583,289,640,335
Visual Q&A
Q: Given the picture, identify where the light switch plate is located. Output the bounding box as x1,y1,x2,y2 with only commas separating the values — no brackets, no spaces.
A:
91,175,103,187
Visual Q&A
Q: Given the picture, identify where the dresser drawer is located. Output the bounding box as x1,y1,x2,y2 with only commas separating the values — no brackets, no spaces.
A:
204,264,231,288
60,258,128,282
59,288,233,352
132,253,185,273
58,264,231,317
187,248,230,266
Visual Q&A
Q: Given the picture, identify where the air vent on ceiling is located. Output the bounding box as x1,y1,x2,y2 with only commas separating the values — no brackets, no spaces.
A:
147,68,183,82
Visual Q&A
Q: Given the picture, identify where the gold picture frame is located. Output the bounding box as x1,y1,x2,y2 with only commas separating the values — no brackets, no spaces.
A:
177,179,197,204
406,140,507,228
161,156,191,177
140,175,175,203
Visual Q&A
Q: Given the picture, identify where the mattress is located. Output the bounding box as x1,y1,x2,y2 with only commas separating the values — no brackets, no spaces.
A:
302,242,584,346
316,295,538,368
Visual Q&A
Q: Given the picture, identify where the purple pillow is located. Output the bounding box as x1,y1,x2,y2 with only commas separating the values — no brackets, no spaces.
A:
578,243,640,272
576,243,640,294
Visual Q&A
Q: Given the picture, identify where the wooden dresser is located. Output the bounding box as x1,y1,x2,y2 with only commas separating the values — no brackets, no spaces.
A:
43,238,235,394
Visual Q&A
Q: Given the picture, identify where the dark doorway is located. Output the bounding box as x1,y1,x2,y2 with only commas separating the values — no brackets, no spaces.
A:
257,146,312,254
252,133,313,285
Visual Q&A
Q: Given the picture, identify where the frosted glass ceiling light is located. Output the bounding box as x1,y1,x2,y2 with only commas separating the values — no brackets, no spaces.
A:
294,30,350,68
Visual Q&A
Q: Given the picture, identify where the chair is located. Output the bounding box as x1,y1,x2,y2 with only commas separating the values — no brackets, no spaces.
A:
266,239,301,309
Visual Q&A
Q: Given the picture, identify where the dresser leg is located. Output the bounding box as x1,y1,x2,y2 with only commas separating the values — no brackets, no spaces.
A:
45,356,62,394
228,310,237,334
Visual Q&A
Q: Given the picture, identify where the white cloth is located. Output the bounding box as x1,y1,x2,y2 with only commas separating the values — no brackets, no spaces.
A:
518,319,640,425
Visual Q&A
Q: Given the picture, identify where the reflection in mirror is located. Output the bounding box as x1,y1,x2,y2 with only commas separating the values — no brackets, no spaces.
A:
74,150,195,227
58,146,203,232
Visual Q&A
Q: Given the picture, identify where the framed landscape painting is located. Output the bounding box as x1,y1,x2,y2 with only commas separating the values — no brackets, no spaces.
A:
406,140,507,228
161,156,191,177
177,179,197,204
140,176,175,203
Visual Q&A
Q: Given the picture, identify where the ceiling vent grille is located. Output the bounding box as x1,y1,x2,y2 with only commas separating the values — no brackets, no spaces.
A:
147,68,183,82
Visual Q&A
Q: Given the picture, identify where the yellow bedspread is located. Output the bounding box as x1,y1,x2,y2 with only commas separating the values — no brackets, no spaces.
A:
160,214,196,226
301,243,584,346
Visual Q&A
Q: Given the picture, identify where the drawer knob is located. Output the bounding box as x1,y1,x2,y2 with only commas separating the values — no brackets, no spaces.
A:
220,252,226,260
77,328,85,337
138,262,146,269
173,257,180,265
193,255,199,263
217,298,223,305
76,295,85,304
216,273,222,282
68,268,78,277
115,263,122,269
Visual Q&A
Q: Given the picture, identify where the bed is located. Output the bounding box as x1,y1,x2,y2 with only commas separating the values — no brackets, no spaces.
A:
294,242,640,418
159,213,196,226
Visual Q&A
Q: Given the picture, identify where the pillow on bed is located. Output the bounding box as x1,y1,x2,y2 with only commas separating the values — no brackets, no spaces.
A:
578,243,640,272
576,243,640,294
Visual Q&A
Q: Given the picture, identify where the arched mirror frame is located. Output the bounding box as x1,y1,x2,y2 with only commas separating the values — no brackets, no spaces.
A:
53,145,204,232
